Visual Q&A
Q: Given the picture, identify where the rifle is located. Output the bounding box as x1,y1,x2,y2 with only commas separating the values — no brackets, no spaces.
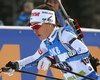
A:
57,0,84,40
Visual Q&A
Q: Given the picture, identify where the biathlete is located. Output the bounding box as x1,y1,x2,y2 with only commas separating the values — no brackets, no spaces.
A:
3,3,100,80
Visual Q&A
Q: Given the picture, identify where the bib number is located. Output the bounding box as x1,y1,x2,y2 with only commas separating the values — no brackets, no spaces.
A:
57,62,72,73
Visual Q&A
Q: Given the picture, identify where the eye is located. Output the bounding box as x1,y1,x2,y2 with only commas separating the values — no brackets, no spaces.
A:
32,28,35,30
33,23,38,25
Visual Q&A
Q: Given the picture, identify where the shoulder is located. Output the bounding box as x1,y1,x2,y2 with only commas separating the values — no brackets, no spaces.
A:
60,26,77,44
63,26,76,33
60,26,77,36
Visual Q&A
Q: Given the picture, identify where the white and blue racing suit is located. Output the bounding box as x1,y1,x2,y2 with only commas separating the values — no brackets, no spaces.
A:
19,25,99,80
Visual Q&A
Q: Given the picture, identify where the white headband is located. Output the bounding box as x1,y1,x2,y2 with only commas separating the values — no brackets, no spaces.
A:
30,9,56,24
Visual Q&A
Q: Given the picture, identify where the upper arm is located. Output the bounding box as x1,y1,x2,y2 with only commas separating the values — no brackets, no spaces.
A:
61,28,88,54
61,29,77,44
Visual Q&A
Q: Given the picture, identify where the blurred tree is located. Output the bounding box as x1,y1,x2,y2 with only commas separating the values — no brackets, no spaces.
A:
94,0,100,29
61,0,79,19
60,0,100,29
78,0,95,28
0,0,100,29
0,0,13,25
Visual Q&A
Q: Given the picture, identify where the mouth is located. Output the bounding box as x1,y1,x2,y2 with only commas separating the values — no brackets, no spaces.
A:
37,34,41,37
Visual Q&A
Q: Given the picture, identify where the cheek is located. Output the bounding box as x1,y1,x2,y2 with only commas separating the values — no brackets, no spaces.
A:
41,28,50,38
42,29,49,36
39,24,51,39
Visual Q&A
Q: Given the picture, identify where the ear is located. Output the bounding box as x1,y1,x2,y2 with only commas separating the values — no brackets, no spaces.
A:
50,25,51,27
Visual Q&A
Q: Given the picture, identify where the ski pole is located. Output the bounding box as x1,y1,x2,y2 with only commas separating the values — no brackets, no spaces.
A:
51,65,95,80
1,67,64,80
16,70,64,80
27,62,95,80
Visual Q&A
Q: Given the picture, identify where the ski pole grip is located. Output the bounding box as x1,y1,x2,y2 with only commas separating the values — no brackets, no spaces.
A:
2,67,11,72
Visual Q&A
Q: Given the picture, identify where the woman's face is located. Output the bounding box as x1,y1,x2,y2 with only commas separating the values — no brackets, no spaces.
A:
31,22,54,40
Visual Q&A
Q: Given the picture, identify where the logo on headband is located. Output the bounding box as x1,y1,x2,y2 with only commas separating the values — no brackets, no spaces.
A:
31,12,40,17
42,11,53,15
42,16,53,22
47,16,53,22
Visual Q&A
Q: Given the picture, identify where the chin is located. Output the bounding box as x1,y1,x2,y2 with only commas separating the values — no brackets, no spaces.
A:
39,37,43,40
39,38,43,40
39,37,46,40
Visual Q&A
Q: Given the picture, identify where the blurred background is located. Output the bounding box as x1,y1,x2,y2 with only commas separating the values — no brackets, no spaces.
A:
0,0,100,29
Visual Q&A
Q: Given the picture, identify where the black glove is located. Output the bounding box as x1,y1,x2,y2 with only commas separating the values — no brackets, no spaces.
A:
6,61,19,70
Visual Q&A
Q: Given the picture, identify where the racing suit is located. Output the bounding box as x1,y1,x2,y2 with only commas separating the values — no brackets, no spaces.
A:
19,25,99,80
